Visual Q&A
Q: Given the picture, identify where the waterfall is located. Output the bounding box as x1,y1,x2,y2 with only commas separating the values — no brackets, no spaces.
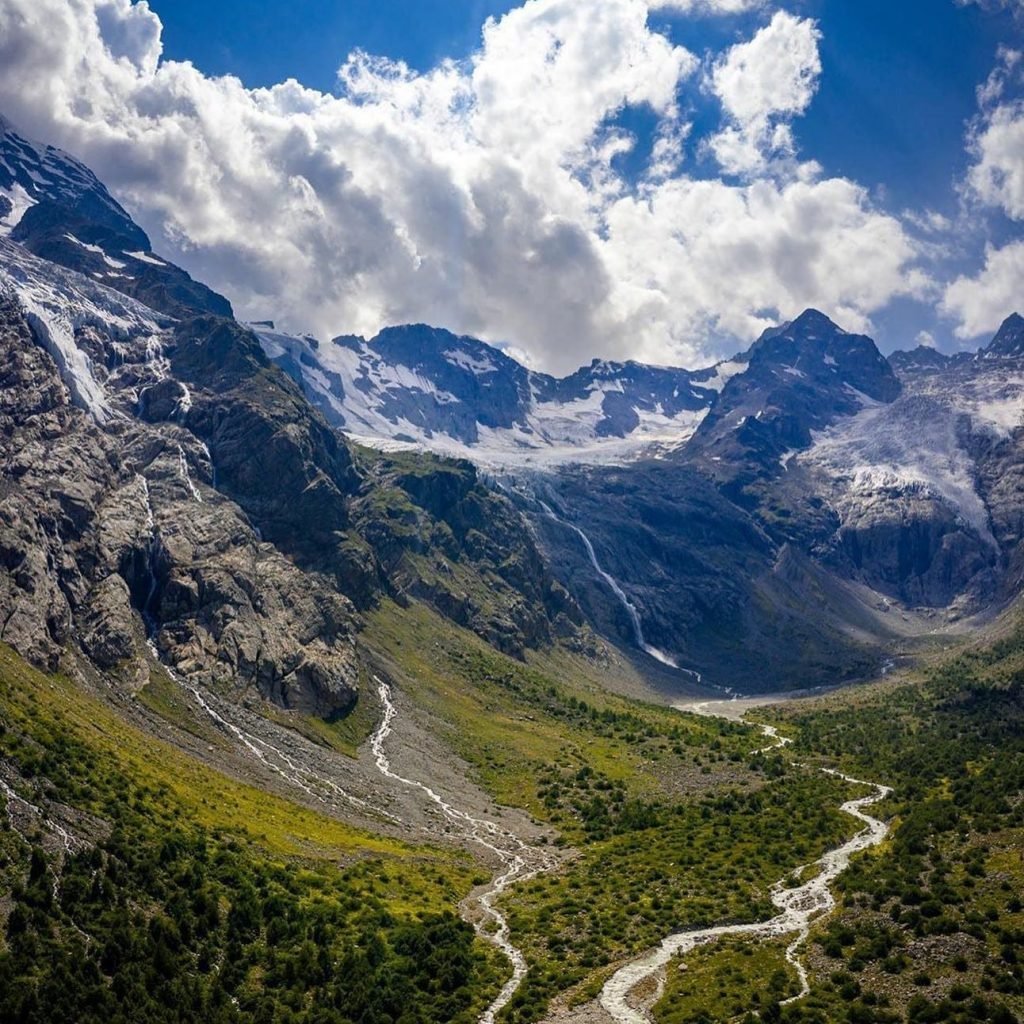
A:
137,474,162,635
538,501,681,670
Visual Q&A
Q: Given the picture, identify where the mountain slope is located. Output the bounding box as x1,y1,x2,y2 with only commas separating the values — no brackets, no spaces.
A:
0,117,231,320
0,128,586,714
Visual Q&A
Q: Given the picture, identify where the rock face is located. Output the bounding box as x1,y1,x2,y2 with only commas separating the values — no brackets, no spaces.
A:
978,312,1024,359
0,121,585,716
0,288,361,714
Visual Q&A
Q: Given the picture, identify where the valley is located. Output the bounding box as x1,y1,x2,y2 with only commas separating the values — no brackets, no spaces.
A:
0,111,1022,1024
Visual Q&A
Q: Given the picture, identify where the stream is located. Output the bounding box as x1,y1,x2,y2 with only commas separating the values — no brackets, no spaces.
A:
370,676,558,1024
598,705,892,1023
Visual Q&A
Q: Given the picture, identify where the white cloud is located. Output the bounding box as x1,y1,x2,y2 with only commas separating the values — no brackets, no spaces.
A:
0,0,926,373
707,11,822,175
602,175,926,364
942,47,1023,341
967,100,1024,220
955,0,1024,13
942,240,1024,339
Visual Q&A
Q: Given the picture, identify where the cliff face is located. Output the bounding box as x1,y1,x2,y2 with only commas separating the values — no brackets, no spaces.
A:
0,120,586,716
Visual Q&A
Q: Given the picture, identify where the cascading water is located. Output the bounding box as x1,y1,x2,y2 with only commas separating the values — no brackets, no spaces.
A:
177,445,203,503
136,474,162,634
537,501,721,686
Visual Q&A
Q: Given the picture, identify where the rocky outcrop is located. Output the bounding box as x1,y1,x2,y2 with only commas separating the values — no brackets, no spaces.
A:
0,291,360,715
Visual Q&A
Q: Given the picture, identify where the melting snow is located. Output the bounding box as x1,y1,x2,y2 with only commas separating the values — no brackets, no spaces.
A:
0,237,168,424
803,393,997,545
250,323,711,470
697,358,746,393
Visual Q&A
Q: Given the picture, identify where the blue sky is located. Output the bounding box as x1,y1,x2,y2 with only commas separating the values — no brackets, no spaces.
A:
155,0,1014,215
147,0,1024,357
2,0,1022,370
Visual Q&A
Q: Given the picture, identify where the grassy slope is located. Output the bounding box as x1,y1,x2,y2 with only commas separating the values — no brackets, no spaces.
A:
0,643,508,1024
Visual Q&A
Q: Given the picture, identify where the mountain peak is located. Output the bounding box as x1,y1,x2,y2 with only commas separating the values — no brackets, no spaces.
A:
789,308,846,336
980,313,1024,359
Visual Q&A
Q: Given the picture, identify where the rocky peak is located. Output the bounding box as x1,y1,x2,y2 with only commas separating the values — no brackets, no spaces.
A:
887,345,951,377
0,112,231,320
746,308,901,403
0,117,142,243
684,310,901,486
979,313,1024,359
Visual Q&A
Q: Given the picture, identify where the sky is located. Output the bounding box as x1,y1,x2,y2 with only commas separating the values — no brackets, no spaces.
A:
0,0,1021,372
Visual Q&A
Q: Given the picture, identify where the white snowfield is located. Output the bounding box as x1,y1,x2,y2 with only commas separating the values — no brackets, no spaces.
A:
252,323,717,469
599,708,892,1024
798,363,1024,545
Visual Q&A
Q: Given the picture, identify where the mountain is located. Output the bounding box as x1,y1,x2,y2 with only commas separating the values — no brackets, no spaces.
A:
683,308,902,497
0,117,231,319
253,320,740,467
0,118,585,718
3,111,1024,1024
979,311,1024,359
517,310,1024,689
3,110,1024,699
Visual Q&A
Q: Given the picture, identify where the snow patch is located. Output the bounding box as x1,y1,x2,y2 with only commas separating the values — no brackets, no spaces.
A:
64,233,127,268
124,250,167,267
0,183,36,234
444,347,496,374
697,358,746,393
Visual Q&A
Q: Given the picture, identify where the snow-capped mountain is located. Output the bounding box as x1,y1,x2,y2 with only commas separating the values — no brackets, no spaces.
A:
4,110,1024,695
253,321,743,467
0,116,230,320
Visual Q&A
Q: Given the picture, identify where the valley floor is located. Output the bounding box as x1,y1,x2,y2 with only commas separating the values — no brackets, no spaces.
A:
1,601,1022,1024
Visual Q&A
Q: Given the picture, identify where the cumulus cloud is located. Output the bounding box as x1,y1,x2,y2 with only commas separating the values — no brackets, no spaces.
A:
707,11,822,175
603,176,926,361
965,48,1024,220
649,0,764,13
943,240,1024,338
941,47,1024,341
0,0,926,371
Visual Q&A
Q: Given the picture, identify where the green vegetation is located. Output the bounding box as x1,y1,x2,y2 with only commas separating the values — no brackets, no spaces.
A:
500,769,857,1022
367,601,764,824
367,602,867,1022
0,644,507,1023
6,594,1024,1024
746,624,1024,1024
653,935,801,1024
